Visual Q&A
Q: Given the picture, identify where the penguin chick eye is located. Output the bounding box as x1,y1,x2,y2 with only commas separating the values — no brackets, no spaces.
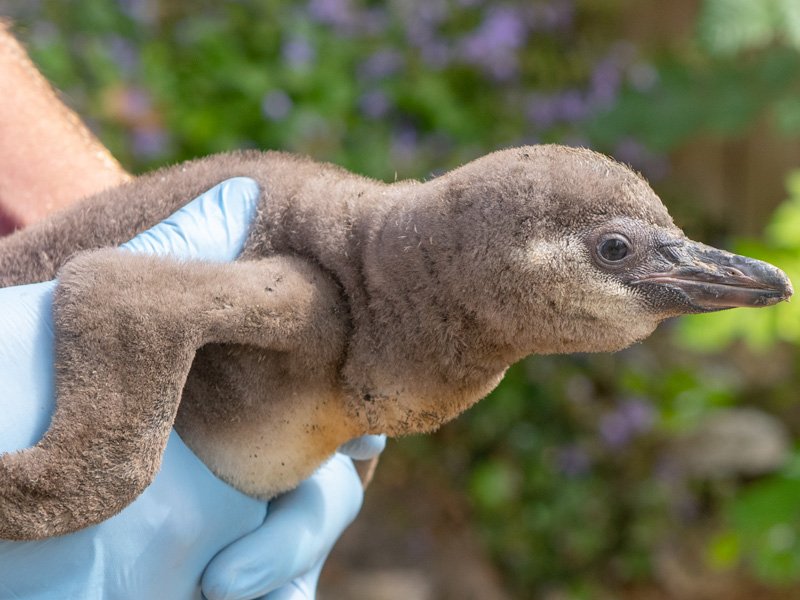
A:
598,237,630,262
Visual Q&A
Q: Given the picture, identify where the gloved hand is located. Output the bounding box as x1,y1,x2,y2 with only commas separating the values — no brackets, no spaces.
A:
0,178,385,600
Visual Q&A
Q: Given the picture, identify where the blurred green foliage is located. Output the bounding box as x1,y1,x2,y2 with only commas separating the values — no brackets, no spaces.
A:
7,0,800,596
675,169,800,587
720,461,800,582
14,0,625,179
697,0,800,57
677,171,800,353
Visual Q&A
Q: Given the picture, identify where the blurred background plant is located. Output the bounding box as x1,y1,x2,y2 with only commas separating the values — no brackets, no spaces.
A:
6,0,800,598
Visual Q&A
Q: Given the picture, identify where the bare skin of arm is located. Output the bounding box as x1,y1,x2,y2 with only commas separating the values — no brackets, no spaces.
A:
0,21,129,230
0,21,380,506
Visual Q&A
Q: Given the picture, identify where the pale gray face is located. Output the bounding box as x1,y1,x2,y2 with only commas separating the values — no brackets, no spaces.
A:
430,145,793,356
509,216,793,355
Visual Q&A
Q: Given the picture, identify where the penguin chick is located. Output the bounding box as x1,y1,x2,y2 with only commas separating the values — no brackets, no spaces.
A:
0,144,792,540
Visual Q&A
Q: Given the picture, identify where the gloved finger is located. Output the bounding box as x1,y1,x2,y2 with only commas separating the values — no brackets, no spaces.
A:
259,559,325,600
0,280,55,350
0,281,57,452
338,434,386,460
201,453,363,600
120,177,260,261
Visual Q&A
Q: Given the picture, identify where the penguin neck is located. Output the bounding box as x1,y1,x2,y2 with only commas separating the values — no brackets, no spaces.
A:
256,167,524,435
341,181,525,435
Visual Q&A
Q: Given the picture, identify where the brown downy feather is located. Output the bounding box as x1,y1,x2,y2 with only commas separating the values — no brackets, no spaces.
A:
0,145,790,539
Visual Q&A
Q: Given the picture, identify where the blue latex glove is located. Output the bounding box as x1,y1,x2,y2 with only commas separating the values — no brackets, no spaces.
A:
0,178,385,600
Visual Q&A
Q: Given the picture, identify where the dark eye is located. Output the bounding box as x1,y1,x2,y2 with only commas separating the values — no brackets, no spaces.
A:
598,237,629,261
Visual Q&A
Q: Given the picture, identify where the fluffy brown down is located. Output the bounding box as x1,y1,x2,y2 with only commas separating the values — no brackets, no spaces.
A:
0,145,778,540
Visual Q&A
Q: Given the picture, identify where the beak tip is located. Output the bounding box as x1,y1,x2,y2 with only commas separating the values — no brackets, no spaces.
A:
776,270,793,303
644,244,795,311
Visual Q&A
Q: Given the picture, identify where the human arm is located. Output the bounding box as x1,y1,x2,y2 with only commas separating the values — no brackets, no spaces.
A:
0,22,381,597
0,21,129,230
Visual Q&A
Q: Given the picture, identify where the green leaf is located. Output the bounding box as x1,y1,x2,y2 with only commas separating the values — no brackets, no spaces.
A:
674,310,748,353
708,530,743,569
773,96,800,137
777,0,800,49
729,477,800,537
698,0,777,56
469,458,520,513
723,470,800,583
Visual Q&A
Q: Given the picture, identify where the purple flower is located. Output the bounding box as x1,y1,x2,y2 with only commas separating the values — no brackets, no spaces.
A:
282,37,316,68
402,0,448,46
622,399,656,432
614,138,647,165
459,6,528,81
614,139,670,181
554,445,591,477
360,7,388,36
406,20,434,48
557,90,588,121
118,0,155,24
419,41,451,70
359,90,391,119
261,90,293,121
109,36,139,74
599,411,631,447
527,94,559,130
131,125,167,159
417,0,449,27
391,126,419,163
357,50,404,80
307,0,386,36
307,0,358,30
488,53,521,81
536,0,575,31
528,88,598,129
462,6,527,57
483,6,528,49
599,399,656,448
588,58,622,107
118,86,153,121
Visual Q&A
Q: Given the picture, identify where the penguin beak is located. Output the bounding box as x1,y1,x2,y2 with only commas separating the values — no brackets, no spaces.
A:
633,240,793,311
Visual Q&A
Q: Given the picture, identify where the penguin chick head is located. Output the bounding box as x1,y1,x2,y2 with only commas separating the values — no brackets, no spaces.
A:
428,145,793,356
